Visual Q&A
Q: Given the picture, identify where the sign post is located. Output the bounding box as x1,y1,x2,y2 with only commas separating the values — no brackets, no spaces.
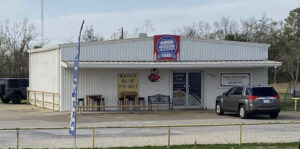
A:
69,20,84,149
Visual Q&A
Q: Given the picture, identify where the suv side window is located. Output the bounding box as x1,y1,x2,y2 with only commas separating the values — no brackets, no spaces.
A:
227,87,236,96
21,80,29,87
8,80,20,88
232,87,243,95
246,88,252,95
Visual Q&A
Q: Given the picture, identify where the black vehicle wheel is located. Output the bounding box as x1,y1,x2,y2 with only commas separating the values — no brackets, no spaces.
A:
270,113,279,119
239,105,247,119
215,102,224,115
1,97,10,103
11,93,21,104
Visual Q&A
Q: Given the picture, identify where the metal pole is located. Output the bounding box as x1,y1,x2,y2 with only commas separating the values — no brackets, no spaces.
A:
41,0,44,45
26,89,29,104
42,92,45,109
167,126,170,148
239,125,242,146
92,128,95,148
34,91,37,106
295,99,298,112
53,93,55,111
16,128,19,149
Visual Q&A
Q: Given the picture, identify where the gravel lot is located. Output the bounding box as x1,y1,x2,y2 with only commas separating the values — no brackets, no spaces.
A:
0,104,300,148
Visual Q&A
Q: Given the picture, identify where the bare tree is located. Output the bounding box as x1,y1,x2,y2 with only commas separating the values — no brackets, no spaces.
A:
82,25,104,42
176,21,212,39
0,19,38,78
197,21,212,39
110,28,128,40
213,17,239,40
133,19,155,34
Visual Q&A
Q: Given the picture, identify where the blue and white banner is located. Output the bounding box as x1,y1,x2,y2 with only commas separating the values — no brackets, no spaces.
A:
69,20,85,136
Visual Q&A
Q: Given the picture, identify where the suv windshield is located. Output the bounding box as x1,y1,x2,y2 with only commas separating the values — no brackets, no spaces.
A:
250,87,277,96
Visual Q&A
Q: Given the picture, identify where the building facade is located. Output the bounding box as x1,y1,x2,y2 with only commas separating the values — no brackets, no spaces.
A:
28,35,281,111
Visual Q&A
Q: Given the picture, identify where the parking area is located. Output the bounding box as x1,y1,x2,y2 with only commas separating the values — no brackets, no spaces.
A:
1,104,300,128
1,104,300,148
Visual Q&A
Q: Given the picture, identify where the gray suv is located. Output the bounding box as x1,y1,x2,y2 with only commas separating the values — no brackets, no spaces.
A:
215,85,280,119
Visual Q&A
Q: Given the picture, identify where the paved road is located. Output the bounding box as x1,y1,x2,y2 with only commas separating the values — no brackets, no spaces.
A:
0,104,300,148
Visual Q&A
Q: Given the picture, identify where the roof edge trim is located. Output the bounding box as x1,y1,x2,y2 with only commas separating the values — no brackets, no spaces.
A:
28,46,60,54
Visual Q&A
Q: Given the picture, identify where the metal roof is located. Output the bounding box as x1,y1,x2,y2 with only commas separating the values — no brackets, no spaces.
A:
61,60,281,69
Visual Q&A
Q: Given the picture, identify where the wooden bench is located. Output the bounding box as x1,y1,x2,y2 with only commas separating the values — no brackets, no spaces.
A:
148,94,173,110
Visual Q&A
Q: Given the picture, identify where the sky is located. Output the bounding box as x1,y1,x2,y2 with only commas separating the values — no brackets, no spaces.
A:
0,0,299,46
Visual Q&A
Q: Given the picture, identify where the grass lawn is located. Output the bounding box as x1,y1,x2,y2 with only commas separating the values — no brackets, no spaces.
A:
90,142,300,149
279,93,300,112
0,98,28,104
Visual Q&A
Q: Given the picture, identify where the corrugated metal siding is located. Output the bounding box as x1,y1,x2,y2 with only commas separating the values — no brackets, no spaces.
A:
61,39,154,62
180,39,268,61
60,68,170,111
60,38,268,62
60,67,268,111
203,68,268,109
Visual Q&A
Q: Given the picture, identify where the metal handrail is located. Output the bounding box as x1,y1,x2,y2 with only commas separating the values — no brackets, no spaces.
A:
27,89,59,111
1,121,300,148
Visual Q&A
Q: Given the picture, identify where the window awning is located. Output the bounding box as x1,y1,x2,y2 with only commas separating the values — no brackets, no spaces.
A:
61,60,281,69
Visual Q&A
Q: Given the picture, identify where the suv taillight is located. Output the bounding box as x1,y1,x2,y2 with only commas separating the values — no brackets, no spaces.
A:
248,95,258,100
273,94,280,100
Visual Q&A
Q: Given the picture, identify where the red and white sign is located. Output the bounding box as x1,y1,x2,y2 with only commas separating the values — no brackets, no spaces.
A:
154,35,180,61
148,74,161,82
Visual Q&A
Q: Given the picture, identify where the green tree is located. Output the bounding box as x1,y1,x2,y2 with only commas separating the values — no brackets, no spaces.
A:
280,8,300,86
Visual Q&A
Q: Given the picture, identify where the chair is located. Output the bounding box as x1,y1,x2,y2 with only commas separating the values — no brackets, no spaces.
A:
118,97,125,110
91,97,101,111
138,97,145,110
78,98,85,111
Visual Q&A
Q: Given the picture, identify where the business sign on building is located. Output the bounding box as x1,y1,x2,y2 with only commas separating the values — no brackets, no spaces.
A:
220,73,250,87
117,73,139,97
154,35,180,61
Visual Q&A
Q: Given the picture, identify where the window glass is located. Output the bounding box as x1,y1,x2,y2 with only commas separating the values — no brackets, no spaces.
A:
252,87,277,96
227,87,236,95
246,88,252,95
21,80,29,87
232,87,243,95
8,80,20,88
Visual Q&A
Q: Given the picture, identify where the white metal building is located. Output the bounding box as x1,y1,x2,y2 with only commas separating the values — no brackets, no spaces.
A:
28,35,281,111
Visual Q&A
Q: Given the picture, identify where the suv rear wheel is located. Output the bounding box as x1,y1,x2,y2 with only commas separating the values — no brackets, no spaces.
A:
216,102,224,115
11,93,21,104
239,105,247,119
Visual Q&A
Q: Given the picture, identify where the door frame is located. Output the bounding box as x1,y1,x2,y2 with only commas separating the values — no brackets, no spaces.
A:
170,70,204,108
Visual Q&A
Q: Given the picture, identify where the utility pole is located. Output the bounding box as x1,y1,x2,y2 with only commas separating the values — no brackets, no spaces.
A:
41,0,44,45
120,27,124,39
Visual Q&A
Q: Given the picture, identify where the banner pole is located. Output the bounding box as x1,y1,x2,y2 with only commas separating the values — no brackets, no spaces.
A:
69,20,84,149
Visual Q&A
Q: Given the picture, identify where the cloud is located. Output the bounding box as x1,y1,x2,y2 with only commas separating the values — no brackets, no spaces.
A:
28,0,299,46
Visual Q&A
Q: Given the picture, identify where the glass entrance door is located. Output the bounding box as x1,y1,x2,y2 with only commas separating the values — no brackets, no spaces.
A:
173,72,202,107
187,73,202,106
172,73,186,106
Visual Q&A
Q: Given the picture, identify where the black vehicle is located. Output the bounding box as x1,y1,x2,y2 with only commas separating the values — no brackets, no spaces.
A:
215,85,280,119
0,78,28,104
